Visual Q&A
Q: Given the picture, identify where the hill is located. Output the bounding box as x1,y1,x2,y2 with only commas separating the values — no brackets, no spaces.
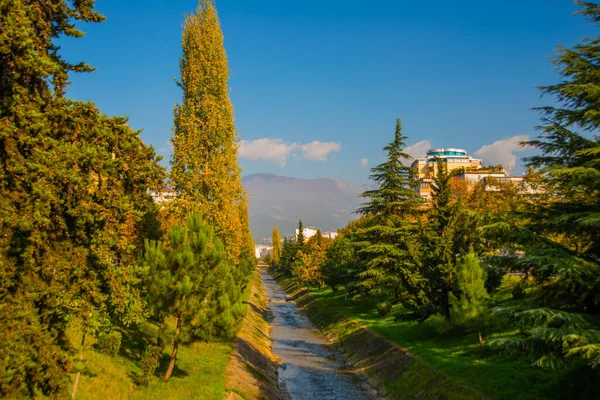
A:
242,173,372,243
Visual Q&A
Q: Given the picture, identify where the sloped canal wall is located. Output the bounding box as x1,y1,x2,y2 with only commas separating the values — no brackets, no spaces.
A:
270,271,484,400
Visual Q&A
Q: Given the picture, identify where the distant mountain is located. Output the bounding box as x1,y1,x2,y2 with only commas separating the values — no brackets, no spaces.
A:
242,173,374,243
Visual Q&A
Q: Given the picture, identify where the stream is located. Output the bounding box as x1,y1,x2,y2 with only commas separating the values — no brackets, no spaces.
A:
260,269,379,400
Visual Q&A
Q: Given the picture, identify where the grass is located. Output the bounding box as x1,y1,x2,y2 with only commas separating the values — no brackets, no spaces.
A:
76,341,232,400
73,274,258,400
298,276,598,400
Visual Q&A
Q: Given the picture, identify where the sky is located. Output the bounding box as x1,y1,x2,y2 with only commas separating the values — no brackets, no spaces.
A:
60,0,594,184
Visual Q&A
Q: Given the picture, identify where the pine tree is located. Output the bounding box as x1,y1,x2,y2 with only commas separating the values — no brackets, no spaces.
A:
322,236,358,292
141,213,228,381
0,2,163,396
170,0,246,266
351,119,425,306
296,220,306,246
489,1,600,369
271,226,282,266
422,158,463,320
449,251,489,346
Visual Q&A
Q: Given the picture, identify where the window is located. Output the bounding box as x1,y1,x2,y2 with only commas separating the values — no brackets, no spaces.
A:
420,182,430,189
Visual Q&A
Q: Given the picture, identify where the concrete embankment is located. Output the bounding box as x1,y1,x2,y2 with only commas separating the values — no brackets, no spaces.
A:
225,270,286,400
271,271,484,400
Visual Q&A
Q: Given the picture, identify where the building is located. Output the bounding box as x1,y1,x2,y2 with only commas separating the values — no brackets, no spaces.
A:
323,231,338,240
149,187,178,204
411,148,487,199
295,227,318,240
254,245,272,259
294,227,339,241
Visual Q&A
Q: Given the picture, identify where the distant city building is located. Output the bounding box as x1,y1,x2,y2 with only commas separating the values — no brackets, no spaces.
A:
254,244,272,259
294,227,339,241
411,148,486,199
149,187,178,204
410,147,539,199
323,231,338,239
295,227,318,240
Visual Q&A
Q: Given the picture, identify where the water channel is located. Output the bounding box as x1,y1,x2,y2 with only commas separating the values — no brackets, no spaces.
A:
260,269,379,400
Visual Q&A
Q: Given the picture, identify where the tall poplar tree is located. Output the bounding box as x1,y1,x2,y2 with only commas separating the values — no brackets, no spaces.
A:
171,0,246,265
271,226,282,266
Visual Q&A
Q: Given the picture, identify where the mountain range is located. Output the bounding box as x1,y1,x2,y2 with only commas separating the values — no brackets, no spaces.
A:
242,173,373,244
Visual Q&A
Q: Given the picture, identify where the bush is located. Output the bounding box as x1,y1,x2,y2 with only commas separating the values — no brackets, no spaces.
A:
135,345,162,386
97,331,122,356
425,313,452,334
377,301,392,317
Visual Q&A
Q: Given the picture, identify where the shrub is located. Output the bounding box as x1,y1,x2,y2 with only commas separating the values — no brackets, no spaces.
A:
135,345,162,386
425,313,452,334
377,301,392,317
97,331,122,356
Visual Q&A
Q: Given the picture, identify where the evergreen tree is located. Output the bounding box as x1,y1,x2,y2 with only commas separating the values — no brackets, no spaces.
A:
170,0,246,265
279,236,298,274
322,237,358,292
296,220,306,247
352,119,425,306
0,2,163,396
271,226,282,266
358,119,423,216
141,213,228,381
422,158,463,320
489,1,600,369
449,251,489,346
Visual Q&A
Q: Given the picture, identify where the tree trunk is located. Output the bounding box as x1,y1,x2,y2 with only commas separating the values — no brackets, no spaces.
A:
478,326,484,348
163,314,182,381
71,332,86,399
441,291,451,321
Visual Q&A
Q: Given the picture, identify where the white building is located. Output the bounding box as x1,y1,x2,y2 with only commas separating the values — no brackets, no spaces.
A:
295,227,318,240
149,188,177,204
295,227,338,241
323,231,338,239
254,245,272,259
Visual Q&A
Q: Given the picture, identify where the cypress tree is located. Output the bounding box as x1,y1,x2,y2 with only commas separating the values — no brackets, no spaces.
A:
170,0,246,266
296,219,306,246
0,1,163,396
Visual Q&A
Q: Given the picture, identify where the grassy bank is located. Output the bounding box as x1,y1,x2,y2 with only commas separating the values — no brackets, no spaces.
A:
276,273,596,400
73,273,258,400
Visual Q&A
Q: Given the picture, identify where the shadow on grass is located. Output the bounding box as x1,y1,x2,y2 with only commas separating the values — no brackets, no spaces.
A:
155,353,190,379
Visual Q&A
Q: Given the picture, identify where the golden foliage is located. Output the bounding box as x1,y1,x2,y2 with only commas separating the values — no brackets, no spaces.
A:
170,0,247,264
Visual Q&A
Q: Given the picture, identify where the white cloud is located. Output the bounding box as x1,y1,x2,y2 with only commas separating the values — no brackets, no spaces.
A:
473,135,530,173
298,141,341,161
157,140,173,155
403,140,432,165
238,138,342,165
239,138,297,166
360,158,369,167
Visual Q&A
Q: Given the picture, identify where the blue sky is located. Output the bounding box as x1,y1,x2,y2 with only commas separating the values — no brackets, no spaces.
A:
61,0,592,184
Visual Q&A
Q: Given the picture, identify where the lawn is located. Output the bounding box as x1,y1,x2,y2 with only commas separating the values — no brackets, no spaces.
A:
73,272,258,400
303,277,597,400
75,342,232,400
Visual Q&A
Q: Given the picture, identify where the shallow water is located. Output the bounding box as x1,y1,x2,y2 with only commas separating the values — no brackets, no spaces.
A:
261,269,378,400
